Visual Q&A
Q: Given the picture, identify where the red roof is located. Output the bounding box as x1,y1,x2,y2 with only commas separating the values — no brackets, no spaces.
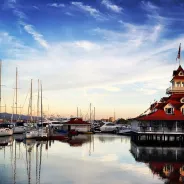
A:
138,109,184,121
136,94,184,121
64,118,91,125
171,75,184,81
173,65,184,76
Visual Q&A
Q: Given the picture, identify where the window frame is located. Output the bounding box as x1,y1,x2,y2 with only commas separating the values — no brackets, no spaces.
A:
165,108,174,114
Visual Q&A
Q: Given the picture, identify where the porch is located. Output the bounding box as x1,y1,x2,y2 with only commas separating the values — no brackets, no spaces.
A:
132,120,184,134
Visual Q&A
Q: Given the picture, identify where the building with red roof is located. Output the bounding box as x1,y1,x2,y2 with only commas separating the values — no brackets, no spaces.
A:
131,64,184,138
63,117,91,133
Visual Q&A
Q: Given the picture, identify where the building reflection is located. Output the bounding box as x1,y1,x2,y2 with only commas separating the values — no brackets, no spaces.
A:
130,141,184,183
67,134,92,147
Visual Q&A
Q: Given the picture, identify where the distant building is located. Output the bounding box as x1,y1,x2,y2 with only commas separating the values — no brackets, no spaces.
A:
101,119,109,122
109,117,115,122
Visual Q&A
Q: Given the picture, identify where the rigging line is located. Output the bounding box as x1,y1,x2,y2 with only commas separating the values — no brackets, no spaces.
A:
18,88,30,120
11,88,16,123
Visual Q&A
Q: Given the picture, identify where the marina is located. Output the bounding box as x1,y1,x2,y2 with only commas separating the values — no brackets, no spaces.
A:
1,0,184,183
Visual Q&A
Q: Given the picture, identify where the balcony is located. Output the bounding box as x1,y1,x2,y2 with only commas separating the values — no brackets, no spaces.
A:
166,86,184,94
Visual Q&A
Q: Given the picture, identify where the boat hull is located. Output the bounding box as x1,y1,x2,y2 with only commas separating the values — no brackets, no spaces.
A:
117,129,132,135
0,128,13,137
25,131,39,139
13,126,26,134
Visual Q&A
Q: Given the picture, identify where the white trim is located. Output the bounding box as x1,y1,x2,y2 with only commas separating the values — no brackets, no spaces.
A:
181,98,184,103
179,71,184,76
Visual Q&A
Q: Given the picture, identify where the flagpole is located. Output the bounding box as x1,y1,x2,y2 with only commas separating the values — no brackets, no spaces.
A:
180,43,181,66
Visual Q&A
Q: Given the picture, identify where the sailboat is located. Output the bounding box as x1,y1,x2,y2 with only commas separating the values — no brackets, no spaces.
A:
26,79,39,139
13,67,27,134
26,80,47,139
0,60,13,137
38,81,48,138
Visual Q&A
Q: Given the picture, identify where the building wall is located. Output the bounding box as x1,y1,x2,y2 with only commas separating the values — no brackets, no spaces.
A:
71,125,91,132
131,120,140,132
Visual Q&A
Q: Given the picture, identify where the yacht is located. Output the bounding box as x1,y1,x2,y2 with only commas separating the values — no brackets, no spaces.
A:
100,122,119,133
117,125,132,135
25,130,39,139
13,121,27,134
0,123,14,137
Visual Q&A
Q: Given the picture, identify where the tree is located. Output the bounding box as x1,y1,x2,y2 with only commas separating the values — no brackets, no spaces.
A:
116,118,129,124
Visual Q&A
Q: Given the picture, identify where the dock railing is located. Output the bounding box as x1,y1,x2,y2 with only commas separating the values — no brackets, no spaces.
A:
133,126,184,134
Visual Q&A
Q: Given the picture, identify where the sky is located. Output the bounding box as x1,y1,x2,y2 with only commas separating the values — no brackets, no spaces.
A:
0,0,184,119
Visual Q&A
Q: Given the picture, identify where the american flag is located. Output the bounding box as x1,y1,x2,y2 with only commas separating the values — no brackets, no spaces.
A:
176,43,181,61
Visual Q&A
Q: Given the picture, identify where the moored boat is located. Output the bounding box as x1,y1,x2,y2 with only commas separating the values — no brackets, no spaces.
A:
25,130,39,139
0,123,13,137
13,121,27,134
117,126,132,135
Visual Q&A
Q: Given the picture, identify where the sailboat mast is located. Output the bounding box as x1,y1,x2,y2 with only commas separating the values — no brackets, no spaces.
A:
94,107,95,121
0,60,2,116
41,81,43,125
77,107,78,118
89,103,91,123
37,79,40,121
30,79,33,122
15,67,18,116
114,108,116,122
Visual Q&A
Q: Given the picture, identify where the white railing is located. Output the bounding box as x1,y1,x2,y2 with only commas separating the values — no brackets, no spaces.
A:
166,86,184,94
133,126,184,133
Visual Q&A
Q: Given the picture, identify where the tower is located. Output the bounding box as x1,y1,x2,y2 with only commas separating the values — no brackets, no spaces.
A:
166,65,184,94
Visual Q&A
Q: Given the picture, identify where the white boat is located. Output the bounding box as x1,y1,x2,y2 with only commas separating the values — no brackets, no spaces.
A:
117,126,132,135
13,122,27,134
100,122,119,133
25,130,39,139
0,124,13,137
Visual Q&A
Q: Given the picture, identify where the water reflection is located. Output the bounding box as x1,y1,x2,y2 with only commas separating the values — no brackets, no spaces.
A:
130,141,184,183
0,134,167,184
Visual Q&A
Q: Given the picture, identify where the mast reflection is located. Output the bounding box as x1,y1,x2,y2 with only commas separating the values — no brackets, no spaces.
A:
130,141,184,183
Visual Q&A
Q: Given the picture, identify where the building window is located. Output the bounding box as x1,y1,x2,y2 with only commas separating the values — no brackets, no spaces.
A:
181,98,184,103
177,82,181,87
182,108,184,115
179,72,183,76
165,108,174,114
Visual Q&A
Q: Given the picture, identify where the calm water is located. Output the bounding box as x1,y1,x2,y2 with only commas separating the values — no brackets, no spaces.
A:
0,134,182,184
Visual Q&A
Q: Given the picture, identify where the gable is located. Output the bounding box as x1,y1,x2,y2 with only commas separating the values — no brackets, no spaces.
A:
164,103,174,109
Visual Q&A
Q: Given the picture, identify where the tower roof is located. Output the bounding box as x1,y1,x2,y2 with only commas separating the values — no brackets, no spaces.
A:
173,65,184,76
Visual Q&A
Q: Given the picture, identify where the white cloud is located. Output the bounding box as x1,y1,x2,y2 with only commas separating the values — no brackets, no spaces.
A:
141,1,159,13
136,88,157,95
20,23,49,49
1,10,183,118
47,3,65,8
13,9,27,19
71,2,104,20
75,41,100,51
101,0,122,13
33,6,39,10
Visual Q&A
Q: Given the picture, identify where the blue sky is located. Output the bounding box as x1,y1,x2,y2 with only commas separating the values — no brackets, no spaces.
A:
0,0,184,119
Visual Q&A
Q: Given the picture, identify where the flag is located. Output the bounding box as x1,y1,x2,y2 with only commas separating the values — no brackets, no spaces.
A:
176,43,181,61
